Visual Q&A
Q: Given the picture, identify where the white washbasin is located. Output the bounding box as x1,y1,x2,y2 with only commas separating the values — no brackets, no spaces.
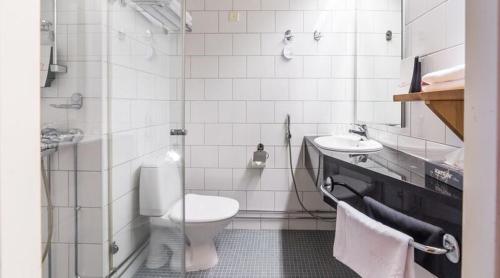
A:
314,134,383,153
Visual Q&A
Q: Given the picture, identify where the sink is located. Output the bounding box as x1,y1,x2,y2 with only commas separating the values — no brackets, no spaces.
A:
314,134,383,153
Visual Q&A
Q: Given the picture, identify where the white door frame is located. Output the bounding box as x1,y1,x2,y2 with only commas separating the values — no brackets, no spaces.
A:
463,0,500,276
0,0,42,277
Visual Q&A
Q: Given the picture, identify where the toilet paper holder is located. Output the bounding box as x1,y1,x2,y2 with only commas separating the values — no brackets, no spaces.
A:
252,143,268,168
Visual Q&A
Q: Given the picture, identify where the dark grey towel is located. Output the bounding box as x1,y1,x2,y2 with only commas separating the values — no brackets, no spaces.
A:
363,196,445,275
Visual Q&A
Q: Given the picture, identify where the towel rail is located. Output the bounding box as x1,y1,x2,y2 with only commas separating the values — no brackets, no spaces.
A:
319,179,460,263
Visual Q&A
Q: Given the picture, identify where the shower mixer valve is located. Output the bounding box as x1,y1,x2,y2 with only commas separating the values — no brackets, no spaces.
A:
41,128,84,152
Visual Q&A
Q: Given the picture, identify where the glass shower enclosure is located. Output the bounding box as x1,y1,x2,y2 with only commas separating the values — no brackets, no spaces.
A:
40,0,186,277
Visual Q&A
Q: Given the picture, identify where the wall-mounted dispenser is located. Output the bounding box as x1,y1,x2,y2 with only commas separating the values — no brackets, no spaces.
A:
252,143,268,168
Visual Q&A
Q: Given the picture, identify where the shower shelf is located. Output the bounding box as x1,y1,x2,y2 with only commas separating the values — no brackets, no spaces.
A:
393,89,464,140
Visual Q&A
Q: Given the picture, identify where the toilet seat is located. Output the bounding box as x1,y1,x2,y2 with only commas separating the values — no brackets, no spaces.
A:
168,194,239,224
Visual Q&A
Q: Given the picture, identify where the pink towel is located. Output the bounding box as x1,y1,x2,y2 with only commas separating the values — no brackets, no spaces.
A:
334,201,415,278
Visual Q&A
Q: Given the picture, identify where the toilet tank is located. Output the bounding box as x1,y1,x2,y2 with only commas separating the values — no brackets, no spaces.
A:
139,153,182,216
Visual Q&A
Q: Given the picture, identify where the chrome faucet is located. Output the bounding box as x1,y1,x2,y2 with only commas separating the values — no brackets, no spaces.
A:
41,128,84,153
349,124,368,139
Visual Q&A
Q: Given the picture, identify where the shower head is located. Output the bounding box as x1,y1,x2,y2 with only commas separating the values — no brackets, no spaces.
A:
286,114,292,140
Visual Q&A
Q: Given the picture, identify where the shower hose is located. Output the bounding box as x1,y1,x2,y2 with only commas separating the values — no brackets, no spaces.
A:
41,157,54,263
286,115,335,222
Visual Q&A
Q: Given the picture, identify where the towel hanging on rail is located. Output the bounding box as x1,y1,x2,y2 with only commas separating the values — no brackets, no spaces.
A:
320,176,460,264
363,197,447,275
334,201,415,278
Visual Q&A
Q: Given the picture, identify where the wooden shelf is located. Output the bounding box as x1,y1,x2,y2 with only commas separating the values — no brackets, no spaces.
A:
393,89,464,102
393,89,464,140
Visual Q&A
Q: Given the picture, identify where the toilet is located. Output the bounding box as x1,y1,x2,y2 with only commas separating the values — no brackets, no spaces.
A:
139,154,239,272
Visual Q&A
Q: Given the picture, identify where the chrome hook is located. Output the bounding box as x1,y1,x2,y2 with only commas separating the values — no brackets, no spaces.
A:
283,30,294,43
314,30,322,41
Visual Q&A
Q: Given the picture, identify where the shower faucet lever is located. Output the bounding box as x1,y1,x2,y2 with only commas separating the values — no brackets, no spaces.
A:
170,129,187,136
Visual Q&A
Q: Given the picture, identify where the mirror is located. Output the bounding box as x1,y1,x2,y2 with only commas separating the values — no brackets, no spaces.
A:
355,0,404,126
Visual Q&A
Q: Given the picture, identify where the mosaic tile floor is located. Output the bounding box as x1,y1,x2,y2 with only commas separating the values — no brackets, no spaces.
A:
133,229,359,278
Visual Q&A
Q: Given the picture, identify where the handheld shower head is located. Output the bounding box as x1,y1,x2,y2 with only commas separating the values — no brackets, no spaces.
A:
286,114,292,140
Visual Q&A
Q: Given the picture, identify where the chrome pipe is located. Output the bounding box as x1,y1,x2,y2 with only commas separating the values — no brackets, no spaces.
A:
53,0,58,65
73,143,80,278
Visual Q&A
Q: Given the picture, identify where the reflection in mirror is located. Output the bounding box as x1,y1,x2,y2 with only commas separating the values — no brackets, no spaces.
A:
355,0,403,126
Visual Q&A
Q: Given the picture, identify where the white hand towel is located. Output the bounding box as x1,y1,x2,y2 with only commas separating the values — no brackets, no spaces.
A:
422,65,465,84
334,201,415,278
421,79,464,92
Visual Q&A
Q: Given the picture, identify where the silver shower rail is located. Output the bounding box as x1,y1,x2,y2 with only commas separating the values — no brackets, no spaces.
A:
319,181,460,263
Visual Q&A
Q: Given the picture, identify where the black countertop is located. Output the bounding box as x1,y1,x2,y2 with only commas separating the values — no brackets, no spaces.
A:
304,136,462,200
304,136,462,278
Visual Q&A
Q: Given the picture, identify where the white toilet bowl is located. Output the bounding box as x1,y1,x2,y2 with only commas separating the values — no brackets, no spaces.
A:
146,194,239,272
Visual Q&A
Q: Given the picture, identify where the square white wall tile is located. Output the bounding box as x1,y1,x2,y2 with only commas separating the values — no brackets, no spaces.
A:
191,11,219,33
205,34,232,55
276,11,304,32
233,34,261,55
233,0,260,10
247,56,275,78
191,146,219,168
204,124,233,145
261,169,290,191
233,169,261,190
219,56,247,78
191,56,218,78
233,79,261,100
247,11,276,32
261,79,289,100
205,0,232,10
190,101,218,123
247,191,275,211
219,101,246,123
261,0,290,10
205,79,232,100
246,101,275,123
205,168,232,190
219,146,247,168
233,124,261,146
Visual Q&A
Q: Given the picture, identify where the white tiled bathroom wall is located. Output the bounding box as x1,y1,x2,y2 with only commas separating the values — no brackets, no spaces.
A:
368,0,465,159
184,0,356,230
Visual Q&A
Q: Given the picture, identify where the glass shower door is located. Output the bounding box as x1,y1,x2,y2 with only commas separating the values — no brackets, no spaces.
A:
107,0,186,277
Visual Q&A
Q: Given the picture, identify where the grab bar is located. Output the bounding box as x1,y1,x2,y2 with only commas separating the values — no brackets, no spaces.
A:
319,181,460,263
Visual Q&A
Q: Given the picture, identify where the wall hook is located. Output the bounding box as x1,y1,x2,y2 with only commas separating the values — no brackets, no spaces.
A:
386,30,392,41
314,30,322,41
283,30,294,44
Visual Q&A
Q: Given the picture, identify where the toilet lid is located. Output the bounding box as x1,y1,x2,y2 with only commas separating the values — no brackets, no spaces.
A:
168,194,239,223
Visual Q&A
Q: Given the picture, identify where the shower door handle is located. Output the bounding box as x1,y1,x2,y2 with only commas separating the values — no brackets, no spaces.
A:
170,129,187,136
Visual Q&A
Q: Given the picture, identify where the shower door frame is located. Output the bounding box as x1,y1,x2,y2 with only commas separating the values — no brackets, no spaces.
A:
105,0,188,276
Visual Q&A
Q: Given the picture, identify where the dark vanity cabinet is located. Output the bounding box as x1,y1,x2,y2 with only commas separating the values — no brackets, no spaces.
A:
304,137,462,278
